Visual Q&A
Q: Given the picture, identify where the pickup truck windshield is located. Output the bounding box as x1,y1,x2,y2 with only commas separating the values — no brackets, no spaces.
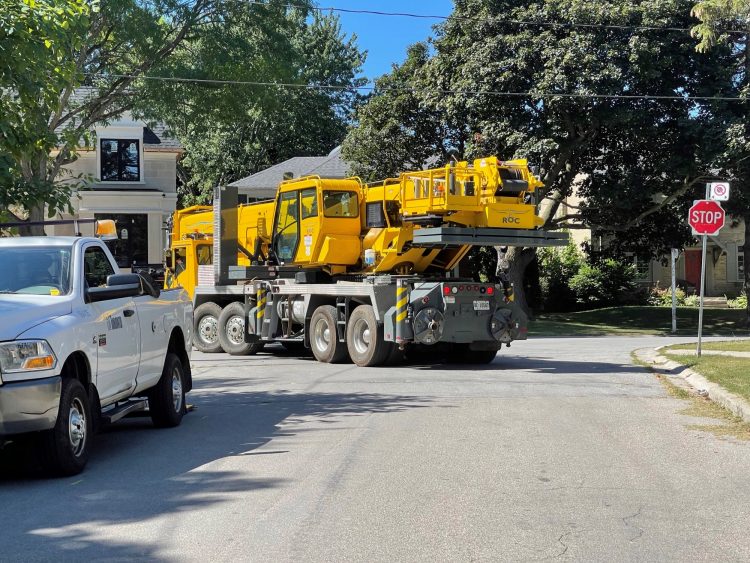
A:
0,247,72,295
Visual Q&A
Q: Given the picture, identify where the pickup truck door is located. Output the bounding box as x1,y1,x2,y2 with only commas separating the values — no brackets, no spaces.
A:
82,244,140,402
132,293,170,391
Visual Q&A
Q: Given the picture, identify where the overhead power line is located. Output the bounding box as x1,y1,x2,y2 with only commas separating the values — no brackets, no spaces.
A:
85,72,747,102
245,0,746,35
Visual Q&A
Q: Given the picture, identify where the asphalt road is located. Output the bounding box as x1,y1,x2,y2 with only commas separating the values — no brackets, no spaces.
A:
1,336,749,562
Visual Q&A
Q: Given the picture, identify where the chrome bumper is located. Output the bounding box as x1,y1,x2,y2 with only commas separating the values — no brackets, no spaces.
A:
0,376,61,435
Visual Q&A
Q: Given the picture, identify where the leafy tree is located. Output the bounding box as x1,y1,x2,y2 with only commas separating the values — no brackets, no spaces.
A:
1,0,364,228
0,0,92,231
1,0,222,233
691,0,750,323
692,0,750,51
141,3,365,205
343,0,731,313
342,43,456,181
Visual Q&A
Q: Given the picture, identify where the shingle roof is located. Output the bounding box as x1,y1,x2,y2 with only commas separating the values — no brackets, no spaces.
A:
142,123,182,150
230,147,349,199
59,87,182,150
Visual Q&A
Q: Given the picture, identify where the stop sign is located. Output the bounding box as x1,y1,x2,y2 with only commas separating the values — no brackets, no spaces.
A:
689,199,725,235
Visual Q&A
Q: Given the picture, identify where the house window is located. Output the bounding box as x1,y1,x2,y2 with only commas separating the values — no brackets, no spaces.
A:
633,257,650,280
100,139,140,181
739,247,745,281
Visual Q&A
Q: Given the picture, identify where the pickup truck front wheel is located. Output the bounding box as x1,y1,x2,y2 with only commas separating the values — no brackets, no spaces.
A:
41,378,92,476
149,353,186,428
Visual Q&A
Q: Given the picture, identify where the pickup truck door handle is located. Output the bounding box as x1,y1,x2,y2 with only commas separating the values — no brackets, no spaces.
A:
123,309,135,318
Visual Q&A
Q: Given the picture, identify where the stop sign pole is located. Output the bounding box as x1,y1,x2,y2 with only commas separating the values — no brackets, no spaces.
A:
688,190,727,356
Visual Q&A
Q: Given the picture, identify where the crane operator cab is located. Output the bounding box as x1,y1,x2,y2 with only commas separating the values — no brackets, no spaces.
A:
270,177,362,274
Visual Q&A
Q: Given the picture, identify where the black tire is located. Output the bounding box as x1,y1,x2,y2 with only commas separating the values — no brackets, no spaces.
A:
218,301,264,355
346,305,389,367
149,353,186,428
452,344,499,365
193,302,223,353
309,305,350,363
41,378,92,476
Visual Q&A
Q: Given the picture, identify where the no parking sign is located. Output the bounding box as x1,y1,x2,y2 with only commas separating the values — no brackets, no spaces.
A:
709,182,730,201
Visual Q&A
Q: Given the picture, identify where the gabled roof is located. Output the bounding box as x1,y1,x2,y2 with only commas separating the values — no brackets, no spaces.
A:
230,146,349,199
58,87,182,151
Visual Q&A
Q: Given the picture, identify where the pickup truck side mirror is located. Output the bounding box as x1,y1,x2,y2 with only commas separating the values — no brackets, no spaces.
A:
87,274,142,302
137,273,161,299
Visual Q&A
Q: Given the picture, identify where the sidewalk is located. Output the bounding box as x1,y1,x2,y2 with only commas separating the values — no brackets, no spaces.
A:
635,346,750,423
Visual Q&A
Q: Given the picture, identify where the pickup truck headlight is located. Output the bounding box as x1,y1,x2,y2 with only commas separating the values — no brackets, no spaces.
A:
0,340,57,373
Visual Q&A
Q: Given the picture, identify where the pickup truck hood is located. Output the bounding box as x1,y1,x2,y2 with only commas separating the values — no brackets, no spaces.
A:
0,297,72,341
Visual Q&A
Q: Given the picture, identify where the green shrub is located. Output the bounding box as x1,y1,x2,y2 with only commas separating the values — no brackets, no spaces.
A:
728,294,748,309
537,242,584,312
569,258,639,308
648,285,686,307
684,295,700,307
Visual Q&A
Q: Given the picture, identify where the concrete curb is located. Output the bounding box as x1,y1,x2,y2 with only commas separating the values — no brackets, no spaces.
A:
634,347,750,424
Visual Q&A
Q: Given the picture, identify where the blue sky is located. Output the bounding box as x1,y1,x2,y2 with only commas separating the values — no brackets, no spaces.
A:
321,1,455,80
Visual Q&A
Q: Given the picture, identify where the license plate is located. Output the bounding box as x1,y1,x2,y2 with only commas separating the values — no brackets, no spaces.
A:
473,300,490,311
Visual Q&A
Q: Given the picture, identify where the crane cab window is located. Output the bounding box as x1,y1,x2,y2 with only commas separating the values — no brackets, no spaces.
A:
196,244,212,265
301,188,318,219
273,190,300,262
323,191,359,218
171,247,187,275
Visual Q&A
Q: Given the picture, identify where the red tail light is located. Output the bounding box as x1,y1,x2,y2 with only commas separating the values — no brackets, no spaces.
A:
486,286,494,295
443,286,451,295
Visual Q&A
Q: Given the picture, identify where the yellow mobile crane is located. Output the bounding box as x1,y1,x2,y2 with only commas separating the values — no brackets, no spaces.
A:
166,156,567,365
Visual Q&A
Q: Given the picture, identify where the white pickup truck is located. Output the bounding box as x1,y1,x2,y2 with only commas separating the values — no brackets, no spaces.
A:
0,236,193,476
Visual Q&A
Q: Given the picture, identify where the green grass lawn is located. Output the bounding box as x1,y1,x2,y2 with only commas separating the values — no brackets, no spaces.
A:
669,340,750,352
529,306,749,337
662,352,750,403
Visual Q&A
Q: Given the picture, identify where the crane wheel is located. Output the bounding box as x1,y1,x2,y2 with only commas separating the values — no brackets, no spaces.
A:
310,305,350,363
218,302,264,356
346,305,389,367
193,302,223,353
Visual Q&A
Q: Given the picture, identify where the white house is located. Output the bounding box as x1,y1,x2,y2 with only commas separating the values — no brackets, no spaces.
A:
47,89,182,270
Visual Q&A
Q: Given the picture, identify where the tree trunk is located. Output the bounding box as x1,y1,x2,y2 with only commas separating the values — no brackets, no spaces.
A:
498,246,536,317
17,149,52,236
18,205,46,236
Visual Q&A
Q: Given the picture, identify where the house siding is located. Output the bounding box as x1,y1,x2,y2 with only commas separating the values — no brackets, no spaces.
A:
48,146,180,267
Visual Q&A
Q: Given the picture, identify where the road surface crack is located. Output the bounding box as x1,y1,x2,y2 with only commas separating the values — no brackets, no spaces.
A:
622,505,644,541
555,531,571,558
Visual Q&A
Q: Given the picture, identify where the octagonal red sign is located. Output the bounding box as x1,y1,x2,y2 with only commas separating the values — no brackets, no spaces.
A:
688,199,725,235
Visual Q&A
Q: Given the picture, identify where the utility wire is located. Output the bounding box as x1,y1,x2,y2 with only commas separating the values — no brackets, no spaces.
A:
85,72,747,102
245,0,746,35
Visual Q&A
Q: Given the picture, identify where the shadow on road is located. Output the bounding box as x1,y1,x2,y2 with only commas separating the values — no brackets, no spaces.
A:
413,356,646,374
0,386,428,560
